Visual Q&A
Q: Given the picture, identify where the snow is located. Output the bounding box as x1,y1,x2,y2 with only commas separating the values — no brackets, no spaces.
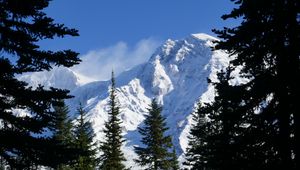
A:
18,66,95,91
72,71,97,85
20,33,231,169
191,33,219,42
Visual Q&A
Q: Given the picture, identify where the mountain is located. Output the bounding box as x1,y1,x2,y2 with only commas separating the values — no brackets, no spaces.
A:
18,66,95,90
19,33,231,169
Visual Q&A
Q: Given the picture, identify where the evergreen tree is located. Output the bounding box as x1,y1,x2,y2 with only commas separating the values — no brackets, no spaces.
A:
209,0,300,169
99,72,126,170
0,0,80,168
184,102,212,170
185,70,257,170
73,104,97,170
52,101,74,147
170,147,179,170
51,101,76,170
134,99,177,170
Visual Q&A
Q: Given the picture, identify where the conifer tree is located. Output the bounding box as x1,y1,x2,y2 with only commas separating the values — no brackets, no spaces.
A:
52,101,73,146
210,0,299,169
0,0,80,168
184,102,211,170
170,147,180,170
51,101,76,170
73,104,97,170
185,70,253,170
134,99,177,170
99,72,126,170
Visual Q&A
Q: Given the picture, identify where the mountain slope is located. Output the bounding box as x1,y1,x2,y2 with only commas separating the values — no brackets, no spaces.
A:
20,33,231,169
67,33,231,168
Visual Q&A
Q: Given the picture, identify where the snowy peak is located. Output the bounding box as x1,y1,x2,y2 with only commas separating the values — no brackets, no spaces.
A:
146,33,220,91
151,33,217,64
18,33,230,169
66,33,230,169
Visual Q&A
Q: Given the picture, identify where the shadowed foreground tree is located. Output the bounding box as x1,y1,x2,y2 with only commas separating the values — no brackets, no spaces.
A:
99,72,126,170
184,70,277,170
135,99,178,170
0,0,80,168
216,0,299,168
189,0,300,169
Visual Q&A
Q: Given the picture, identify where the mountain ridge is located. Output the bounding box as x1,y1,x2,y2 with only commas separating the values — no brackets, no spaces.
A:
19,33,231,169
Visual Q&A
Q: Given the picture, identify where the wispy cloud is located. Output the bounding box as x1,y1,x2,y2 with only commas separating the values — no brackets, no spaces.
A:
71,38,161,80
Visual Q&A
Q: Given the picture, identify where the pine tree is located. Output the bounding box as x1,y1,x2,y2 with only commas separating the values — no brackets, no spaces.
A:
134,99,176,170
73,104,97,170
211,0,299,169
99,72,126,170
170,147,179,170
0,0,80,168
51,101,76,170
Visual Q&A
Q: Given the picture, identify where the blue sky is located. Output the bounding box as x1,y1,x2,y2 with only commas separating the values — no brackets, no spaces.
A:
40,0,238,80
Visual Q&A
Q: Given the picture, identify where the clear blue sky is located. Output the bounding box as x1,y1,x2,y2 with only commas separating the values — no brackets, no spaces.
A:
41,0,238,55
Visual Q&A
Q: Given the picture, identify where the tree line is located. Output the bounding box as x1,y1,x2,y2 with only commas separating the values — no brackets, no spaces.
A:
1,0,299,169
1,69,179,170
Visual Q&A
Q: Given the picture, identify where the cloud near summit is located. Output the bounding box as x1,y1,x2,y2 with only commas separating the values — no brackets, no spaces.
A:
72,38,161,80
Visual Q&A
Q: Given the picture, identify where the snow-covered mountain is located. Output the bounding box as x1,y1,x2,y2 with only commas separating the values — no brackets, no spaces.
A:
19,33,231,169
18,66,95,90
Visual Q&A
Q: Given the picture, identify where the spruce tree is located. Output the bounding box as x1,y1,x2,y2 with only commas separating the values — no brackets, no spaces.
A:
211,0,299,169
73,104,97,170
52,101,73,147
185,70,253,170
51,101,76,170
134,99,177,170
184,102,212,170
0,0,80,168
170,147,180,170
99,72,126,170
